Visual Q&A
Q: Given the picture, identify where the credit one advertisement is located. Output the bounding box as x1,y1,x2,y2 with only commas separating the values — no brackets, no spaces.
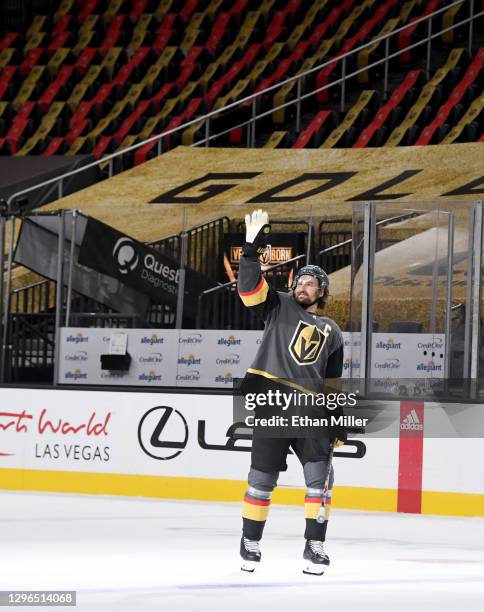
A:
59,329,445,388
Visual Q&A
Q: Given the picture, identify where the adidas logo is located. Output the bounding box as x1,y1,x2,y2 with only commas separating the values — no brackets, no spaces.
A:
401,409,423,431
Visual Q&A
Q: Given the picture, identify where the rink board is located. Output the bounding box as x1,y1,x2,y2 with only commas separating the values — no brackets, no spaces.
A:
0,387,482,517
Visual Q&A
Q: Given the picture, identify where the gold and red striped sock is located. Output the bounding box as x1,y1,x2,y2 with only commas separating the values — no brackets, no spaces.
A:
242,488,271,540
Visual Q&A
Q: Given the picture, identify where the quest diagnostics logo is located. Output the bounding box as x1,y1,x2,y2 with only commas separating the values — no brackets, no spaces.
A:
113,237,139,274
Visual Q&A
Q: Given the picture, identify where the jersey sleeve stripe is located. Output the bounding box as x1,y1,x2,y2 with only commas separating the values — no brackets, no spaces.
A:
239,277,269,306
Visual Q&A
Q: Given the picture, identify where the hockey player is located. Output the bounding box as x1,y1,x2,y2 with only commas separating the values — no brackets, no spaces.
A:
238,209,345,575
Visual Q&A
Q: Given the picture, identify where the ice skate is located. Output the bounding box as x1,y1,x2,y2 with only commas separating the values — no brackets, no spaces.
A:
240,536,261,572
302,539,330,575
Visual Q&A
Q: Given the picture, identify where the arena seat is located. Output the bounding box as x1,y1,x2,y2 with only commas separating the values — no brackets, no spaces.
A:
47,49,71,76
92,134,114,158
101,47,125,79
0,102,10,136
322,90,379,147
74,48,98,76
23,32,47,54
38,65,75,112
0,32,19,50
113,99,151,145
26,15,47,38
80,1,102,23
129,0,150,23
386,48,469,145
31,102,65,142
354,70,423,147
67,65,106,111
103,0,125,23
2,0,482,160
19,48,44,77
68,99,94,129
54,0,76,21
52,15,74,39
47,32,72,57
66,119,91,145
99,15,126,53
397,0,444,64
442,94,484,143
357,17,401,85
416,48,483,144
0,48,16,70
129,14,154,48
315,0,387,103
66,135,92,154
263,130,290,147
0,66,17,100
12,66,47,112
293,110,335,148
441,0,467,45
269,40,333,125
41,136,67,155
4,117,31,154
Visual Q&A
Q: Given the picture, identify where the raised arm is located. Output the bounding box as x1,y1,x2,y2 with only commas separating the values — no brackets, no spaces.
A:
237,209,280,320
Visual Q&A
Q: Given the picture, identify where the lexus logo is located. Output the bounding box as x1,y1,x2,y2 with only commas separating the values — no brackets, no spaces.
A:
113,237,139,274
138,406,188,460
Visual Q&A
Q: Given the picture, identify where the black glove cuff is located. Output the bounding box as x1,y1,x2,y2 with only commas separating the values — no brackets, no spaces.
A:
242,242,265,257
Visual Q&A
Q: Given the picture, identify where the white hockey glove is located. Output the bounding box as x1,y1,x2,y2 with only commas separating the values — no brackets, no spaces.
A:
243,209,271,257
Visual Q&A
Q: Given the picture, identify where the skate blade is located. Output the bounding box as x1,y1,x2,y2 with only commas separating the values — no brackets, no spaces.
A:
241,559,257,573
302,562,326,576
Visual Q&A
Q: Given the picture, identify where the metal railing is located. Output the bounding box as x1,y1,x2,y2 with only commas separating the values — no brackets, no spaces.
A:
149,215,229,279
317,211,421,271
4,0,481,212
195,210,425,329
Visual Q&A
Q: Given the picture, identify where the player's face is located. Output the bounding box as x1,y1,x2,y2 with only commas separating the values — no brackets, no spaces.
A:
293,275,323,306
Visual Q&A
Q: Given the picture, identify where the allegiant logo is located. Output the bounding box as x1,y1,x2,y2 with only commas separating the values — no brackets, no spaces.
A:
66,334,89,344
141,335,164,345
217,336,241,346
375,339,401,350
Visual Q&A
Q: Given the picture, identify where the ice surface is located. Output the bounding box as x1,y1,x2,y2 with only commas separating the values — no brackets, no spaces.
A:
1,491,483,611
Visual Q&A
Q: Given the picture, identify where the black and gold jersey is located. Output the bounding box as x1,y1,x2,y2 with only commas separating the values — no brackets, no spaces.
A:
238,254,344,392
